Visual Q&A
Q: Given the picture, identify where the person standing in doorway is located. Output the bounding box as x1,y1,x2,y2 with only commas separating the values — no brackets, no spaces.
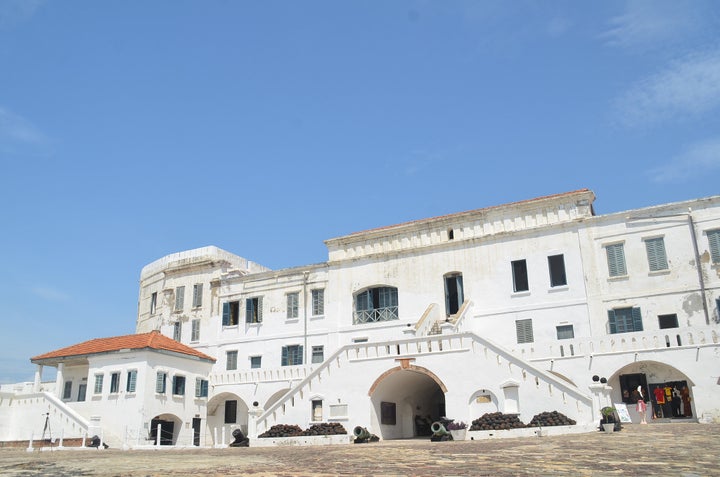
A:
635,386,647,424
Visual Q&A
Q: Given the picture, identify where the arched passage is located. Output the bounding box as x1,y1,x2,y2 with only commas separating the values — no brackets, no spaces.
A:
207,392,250,445
368,364,447,440
149,413,181,445
607,360,696,422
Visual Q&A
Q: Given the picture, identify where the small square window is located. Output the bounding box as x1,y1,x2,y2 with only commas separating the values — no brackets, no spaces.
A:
250,356,262,369
658,314,679,329
515,319,534,344
311,346,324,364
172,375,186,396
556,324,574,340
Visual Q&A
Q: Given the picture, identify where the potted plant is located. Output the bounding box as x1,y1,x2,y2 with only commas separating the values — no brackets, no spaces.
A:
447,420,467,440
600,406,616,433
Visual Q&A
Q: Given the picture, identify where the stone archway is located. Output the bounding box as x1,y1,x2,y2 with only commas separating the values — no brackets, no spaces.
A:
206,392,250,445
368,364,447,440
608,360,696,423
149,413,181,445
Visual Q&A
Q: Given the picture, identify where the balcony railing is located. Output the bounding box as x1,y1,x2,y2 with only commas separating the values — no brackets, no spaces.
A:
353,306,399,324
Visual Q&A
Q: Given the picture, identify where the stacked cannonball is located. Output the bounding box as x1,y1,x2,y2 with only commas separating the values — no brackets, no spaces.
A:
526,411,576,427
258,424,303,438
258,423,347,438
300,422,347,436
469,412,525,431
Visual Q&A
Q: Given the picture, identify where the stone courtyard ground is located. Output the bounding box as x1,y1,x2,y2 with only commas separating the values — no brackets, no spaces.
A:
0,423,717,476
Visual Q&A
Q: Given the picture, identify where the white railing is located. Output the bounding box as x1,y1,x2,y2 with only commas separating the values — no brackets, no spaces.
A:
211,365,314,386
412,303,441,336
353,306,399,324
510,325,720,361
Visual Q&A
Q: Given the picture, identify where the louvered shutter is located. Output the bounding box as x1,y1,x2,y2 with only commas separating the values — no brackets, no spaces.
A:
708,230,720,264
646,238,668,271
632,307,643,332
608,310,617,334
257,297,263,323
222,302,230,326
281,346,288,366
607,244,627,276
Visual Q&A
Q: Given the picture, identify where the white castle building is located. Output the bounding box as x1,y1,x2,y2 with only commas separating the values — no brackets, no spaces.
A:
2,189,720,447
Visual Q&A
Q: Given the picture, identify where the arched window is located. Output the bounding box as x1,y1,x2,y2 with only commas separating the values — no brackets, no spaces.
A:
354,286,399,324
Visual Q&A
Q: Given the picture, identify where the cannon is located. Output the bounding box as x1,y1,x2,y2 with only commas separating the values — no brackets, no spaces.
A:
229,428,250,447
353,426,378,444
430,421,452,441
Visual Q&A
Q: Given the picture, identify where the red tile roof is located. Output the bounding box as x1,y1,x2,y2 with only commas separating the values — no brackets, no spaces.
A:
31,331,216,363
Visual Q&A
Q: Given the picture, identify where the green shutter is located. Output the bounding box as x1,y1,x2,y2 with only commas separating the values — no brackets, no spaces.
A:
632,307,643,332
281,346,288,366
709,230,720,264
608,310,617,334
222,302,230,326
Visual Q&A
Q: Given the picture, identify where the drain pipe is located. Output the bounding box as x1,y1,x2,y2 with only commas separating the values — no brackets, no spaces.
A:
303,270,309,365
687,209,710,325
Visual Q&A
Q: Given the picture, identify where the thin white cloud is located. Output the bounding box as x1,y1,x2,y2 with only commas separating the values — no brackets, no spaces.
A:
31,286,70,302
615,49,720,127
0,106,49,157
601,0,711,51
0,0,44,30
648,137,720,183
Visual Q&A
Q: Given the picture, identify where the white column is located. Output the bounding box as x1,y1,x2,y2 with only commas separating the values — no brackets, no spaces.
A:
33,365,43,392
247,407,263,439
55,363,65,398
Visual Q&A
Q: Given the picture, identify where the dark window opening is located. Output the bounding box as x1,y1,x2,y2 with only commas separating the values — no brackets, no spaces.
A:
381,401,396,425
246,297,263,323
224,400,237,424
548,254,567,287
444,273,464,316
658,314,679,329
512,260,529,292
354,286,399,324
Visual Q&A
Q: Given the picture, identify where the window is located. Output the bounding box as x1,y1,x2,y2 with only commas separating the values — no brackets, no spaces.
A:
444,273,464,315
645,237,668,271
150,292,157,314
126,370,137,393
511,260,529,292
548,254,567,287
287,292,299,319
156,371,167,394
708,229,720,264
246,297,263,323
605,243,627,277
354,286,399,324
515,319,534,344
658,314,679,329
311,345,324,364
226,350,238,371
312,399,323,421
195,378,208,398
109,372,120,394
93,374,104,394
380,401,396,425
77,383,86,402
556,324,575,340
312,289,324,316
281,345,303,366
250,356,262,369
192,283,203,308
63,381,72,400
224,400,237,423
191,319,200,342
174,286,185,311
222,301,240,326
173,321,182,342
608,307,643,334
172,375,186,396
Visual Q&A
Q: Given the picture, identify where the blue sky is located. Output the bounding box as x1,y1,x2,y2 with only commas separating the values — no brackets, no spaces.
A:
1,0,719,384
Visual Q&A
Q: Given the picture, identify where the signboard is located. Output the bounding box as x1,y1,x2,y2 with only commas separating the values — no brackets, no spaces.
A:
613,403,633,423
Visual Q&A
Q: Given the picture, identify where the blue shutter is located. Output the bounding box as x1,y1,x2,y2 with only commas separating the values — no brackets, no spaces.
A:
281,346,288,366
245,299,252,323
708,230,720,264
632,307,643,332
298,345,304,365
608,310,617,334
222,302,230,326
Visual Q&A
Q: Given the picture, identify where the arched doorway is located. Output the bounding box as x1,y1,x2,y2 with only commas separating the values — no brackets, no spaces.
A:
207,392,250,445
608,361,696,422
149,413,181,445
369,364,447,440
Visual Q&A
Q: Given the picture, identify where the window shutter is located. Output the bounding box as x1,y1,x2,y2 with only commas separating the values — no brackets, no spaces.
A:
195,378,202,398
222,302,230,326
607,244,626,276
608,310,617,334
127,370,137,392
281,346,288,366
632,307,643,332
456,275,464,305
257,297,263,322
156,372,166,394
708,230,720,264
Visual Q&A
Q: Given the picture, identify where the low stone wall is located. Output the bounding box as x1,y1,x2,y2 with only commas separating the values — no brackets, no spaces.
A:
464,424,596,441
250,434,352,447
0,438,86,449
